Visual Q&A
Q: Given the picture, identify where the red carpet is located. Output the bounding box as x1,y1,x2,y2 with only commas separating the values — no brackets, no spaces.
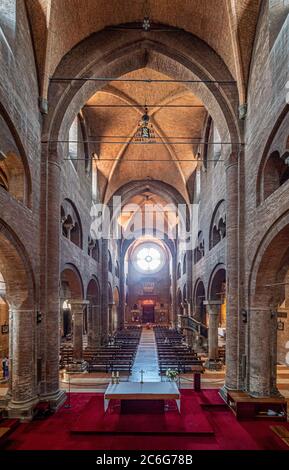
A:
3,390,289,450
71,390,214,435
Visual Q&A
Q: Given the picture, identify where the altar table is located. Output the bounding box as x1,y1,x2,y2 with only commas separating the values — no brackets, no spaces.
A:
104,381,180,413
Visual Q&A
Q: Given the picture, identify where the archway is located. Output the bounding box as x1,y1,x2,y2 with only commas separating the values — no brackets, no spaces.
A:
124,238,171,325
249,212,289,396
193,279,206,325
209,265,226,329
0,104,32,207
60,265,84,364
41,24,242,395
0,219,36,412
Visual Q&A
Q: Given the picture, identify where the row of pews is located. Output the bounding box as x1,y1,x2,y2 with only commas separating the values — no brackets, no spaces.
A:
154,326,204,374
60,327,141,373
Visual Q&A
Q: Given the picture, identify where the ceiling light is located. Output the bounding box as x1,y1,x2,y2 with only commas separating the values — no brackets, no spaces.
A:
134,107,155,142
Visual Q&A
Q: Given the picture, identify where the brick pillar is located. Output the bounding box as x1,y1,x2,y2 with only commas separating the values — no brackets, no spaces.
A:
8,308,38,416
71,300,89,361
249,308,279,397
87,304,101,347
186,249,193,316
40,156,65,409
171,253,177,327
119,254,125,330
101,238,109,344
224,153,239,391
204,301,221,364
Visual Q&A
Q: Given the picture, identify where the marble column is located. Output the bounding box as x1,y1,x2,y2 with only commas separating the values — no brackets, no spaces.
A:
204,301,221,366
71,300,89,362
249,308,279,397
224,153,239,391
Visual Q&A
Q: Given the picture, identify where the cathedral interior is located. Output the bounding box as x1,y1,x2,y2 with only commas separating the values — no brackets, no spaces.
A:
0,0,289,454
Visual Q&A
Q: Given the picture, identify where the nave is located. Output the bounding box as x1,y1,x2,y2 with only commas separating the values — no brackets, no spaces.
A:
1,0,289,455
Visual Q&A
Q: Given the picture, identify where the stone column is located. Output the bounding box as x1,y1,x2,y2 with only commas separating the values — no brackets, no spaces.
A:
119,254,125,330
186,249,193,316
70,300,89,363
249,308,279,397
224,153,239,391
87,304,101,347
101,238,109,344
8,308,38,418
171,254,177,327
204,301,221,366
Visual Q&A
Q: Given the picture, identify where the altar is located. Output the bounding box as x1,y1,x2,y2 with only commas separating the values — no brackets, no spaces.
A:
104,381,180,413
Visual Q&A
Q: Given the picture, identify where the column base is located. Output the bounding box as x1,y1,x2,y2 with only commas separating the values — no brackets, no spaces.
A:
40,389,67,411
7,396,39,420
66,360,88,373
248,388,284,399
205,358,223,370
219,383,240,402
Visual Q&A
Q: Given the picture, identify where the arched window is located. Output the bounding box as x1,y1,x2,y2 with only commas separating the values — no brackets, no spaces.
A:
108,250,113,273
263,150,289,199
61,199,83,249
194,231,205,264
177,262,181,279
88,236,99,262
209,200,226,250
182,253,187,275
213,124,221,164
68,117,78,170
92,158,98,201
115,260,120,278
0,111,31,205
183,284,187,302
68,114,88,173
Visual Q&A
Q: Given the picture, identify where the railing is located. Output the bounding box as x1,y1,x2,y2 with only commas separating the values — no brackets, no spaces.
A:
178,315,208,338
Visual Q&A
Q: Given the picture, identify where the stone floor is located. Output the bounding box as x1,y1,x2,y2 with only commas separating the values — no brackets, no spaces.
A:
130,327,160,382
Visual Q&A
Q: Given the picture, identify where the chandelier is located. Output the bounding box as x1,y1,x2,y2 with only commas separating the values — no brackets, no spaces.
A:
134,107,156,142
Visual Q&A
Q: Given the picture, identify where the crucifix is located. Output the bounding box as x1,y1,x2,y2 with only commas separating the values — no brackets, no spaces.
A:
140,369,145,384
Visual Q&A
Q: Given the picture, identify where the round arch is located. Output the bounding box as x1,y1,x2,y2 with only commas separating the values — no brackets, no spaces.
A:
61,263,84,300
193,278,206,324
208,264,226,301
0,102,32,207
248,210,289,397
0,218,36,406
43,29,241,184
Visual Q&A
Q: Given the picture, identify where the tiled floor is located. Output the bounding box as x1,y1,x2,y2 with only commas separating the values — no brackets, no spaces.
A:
130,327,160,382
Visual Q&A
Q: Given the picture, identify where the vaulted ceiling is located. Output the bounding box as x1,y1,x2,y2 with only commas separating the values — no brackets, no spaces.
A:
84,67,206,201
26,0,261,104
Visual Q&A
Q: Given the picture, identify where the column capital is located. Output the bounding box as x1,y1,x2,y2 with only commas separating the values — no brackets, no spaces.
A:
70,299,89,306
203,300,222,315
